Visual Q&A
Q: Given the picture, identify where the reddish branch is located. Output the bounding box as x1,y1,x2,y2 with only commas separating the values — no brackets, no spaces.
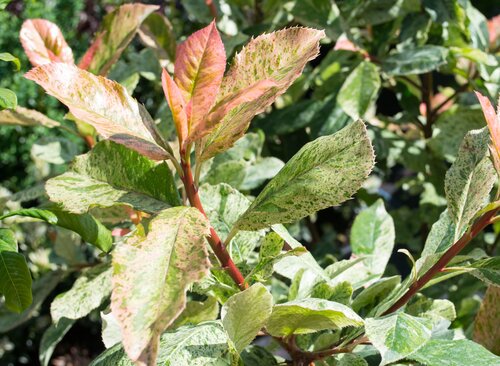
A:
181,159,248,291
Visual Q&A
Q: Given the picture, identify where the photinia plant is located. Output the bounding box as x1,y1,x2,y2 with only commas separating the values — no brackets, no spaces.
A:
1,3,500,366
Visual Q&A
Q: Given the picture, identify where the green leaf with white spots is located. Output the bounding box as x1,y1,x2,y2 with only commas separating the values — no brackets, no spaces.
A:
51,263,112,322
405,294,456,324
337,61,380,120
46,140,180,214
466,257,500,286
199,183,264,263
266,298,363,337
222,283,273,353
310,281,353,305
408,339,500,366
39,317,75,366
382,45,449,75
111,207,211,366
90,321,235,366
0,229,32,313
365,313,432,366
235,120,375,231
350,199,395,279
474,286,500,355
352,276,401,315
445,127,496,236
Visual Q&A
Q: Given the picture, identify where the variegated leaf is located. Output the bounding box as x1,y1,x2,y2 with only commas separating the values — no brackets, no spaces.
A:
20,19,73,67
111,207,211,366
475,91,500,162
161,69,188,144
473,285,500,355
25,63,169,160
197,27,325,161
235,120,375,231
172,21,226,145
79,4,159,75
0,106,59,128
45,141,179,214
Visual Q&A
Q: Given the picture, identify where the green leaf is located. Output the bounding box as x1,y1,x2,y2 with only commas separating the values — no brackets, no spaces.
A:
199,183,263,263
467,257,500,286
25,63,169,160
39,317,75,366
241,345,278,366
336,353,369,366
350,199,395,279
352,276,401,315
111,207,211,365
90,321,235,366
235,120,375,231
337,61,381,120
310,281,353,305
445,127,496,236
51,263,112,322
266,298,363,337
0,88,17,110
31,136,80,164
80,4,159,75
365,313,432,366
382,46,449,75
0,270,65,332
405,294,456,324
138,12,176,63
0,52,20,70
0,208,57,224
0,106,60,127
46,140,180,214
222,283,273,353
171,296,219,328
408,339,500,365
198,27,325,161
474,286,500,355
0,229,32,313
291,0,341,39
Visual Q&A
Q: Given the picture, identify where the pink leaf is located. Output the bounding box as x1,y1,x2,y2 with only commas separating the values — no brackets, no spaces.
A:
161,68,188,145
20,19,74,67
174,21,226,143
25,63,168,160
475,91,500,160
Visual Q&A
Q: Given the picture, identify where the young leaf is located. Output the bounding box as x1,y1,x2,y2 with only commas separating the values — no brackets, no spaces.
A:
235,120,374,230
51,263,112,322
365,313,432,366
475,91,500,161
0,229,32,313
161,69,188,144
79,4,159,75
0,106,60,128
266,298,363,337
39,317,75,366
46,140,179,214
337,61,381,120
221,283,273,353
91,321,235,366
111,207,211,365
20,19,74,67
445,127,496,236
173,21,226,144
350,199,395,279
408,339,500,365
197,27,325,161
25,63,169,160
474,285,500,355
382,45,449,75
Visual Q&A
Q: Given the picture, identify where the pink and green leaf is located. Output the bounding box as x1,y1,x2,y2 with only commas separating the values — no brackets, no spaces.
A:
161,69,188,146
78,3,158,75
197,27,325,161
475,91,500,162
111,207,211,365
25,63,169,160
20,19,74,67
173,21,226,144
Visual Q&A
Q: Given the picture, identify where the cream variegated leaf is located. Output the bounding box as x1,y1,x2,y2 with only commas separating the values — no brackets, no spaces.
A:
235,120,375,231
20,19,73,67
25,63,169,160
0,106,60,128
197,27,325,161
111,207,211,366
79,4,159,75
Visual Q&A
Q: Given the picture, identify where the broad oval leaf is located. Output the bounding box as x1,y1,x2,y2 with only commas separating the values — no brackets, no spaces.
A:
79,4,159,75
25,63,169,160
197,26,325,161
266,298,363,337
0,106,60,128
235,120,375,230
365,313,432,366
221,283,273,353
0,229,32,313
111,207,211,365
45,140,179,214
20,19,74,67
445,127,496,236
382,45,449,75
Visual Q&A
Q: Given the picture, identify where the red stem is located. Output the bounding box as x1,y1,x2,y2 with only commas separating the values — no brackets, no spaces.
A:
181,160,248,290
